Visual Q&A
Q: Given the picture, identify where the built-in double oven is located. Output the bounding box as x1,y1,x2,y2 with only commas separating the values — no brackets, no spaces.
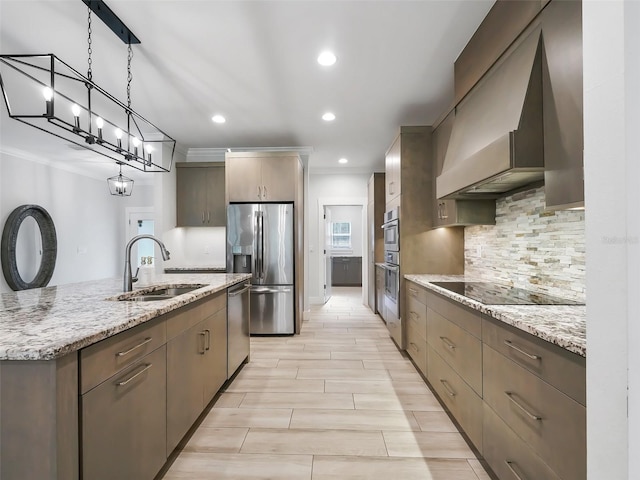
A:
381,207,400,322
382,207,400,252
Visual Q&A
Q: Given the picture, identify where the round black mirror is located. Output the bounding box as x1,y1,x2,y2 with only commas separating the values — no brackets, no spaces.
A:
1,205,57,291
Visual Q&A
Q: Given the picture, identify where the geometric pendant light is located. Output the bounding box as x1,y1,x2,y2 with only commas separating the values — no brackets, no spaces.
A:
107,163,134,196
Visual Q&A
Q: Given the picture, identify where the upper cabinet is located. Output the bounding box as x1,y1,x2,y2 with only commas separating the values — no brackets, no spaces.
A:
385,138,401,204
540,0,584,210
176,163,225,227
432,111,495,227
226,152,300,202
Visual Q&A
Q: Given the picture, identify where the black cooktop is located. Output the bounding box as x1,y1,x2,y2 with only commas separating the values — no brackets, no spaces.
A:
430,281,584,306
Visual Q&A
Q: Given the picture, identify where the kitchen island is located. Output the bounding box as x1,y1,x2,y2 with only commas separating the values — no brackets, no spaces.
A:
404,274,585,480
0,273,251,480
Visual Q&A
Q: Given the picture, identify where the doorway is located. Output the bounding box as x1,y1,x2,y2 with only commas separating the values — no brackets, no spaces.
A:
125,207,155,269
317,198,367,306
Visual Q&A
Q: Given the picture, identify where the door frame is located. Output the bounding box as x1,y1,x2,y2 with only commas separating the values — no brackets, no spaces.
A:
124,206,155,269
315,197,367,305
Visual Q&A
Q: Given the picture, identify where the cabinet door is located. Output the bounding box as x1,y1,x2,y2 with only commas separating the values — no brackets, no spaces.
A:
177,167,207,226
385,136,401,202
205,167,226,226
82,345,167,480
226,156,263,202
261,156,297,201
202,308,228,404
166,321,207,453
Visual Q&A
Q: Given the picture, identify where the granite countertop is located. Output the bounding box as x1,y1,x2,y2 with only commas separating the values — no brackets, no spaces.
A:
0,273,251,361
405,274,586,357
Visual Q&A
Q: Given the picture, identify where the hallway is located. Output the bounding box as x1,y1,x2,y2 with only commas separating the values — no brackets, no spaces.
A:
163,287,491,479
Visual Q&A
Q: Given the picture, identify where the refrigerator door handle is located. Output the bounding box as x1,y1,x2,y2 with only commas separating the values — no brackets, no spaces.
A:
257,211,264,280
252,287,293,294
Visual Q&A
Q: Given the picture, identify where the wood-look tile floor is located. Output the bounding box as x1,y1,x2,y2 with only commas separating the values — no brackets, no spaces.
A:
163,287,492,480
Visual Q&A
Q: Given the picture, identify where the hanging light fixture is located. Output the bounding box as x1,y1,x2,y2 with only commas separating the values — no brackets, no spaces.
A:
107,163,134,196
0,0,175,173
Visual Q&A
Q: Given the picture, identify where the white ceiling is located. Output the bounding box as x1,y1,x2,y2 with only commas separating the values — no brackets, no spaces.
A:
0,0,494,181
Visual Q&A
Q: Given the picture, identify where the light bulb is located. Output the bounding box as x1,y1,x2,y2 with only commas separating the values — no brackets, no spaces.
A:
132,137,140,147
212,114,226,124
71,104,81,131
42,87,53,101
95,117,104,142
338,158,348,164
322,112,336,121
114,128,123,139
317,51,337,66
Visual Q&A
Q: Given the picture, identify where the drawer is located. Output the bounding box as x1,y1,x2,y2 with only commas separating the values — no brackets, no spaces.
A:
426,291,481,338
406,282,428,305
166,291,226,340
427,308,482,396
482,316,586,405
81,317,166,394
483,402,561,480
406,322,427,376
427,345,483,452
81,345,167,480
406,296,427,340
483,345,586,480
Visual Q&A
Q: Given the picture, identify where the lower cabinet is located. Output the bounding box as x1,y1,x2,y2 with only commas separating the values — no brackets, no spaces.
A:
167,306,227,454
331,256,363,286
406,285,586,480
81,345,167,480
79,286,246,480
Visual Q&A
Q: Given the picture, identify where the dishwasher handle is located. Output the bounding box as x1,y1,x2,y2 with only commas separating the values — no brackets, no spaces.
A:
228,284,251,297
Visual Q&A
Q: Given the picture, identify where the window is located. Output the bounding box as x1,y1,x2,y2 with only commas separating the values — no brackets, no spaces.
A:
331,222,351,248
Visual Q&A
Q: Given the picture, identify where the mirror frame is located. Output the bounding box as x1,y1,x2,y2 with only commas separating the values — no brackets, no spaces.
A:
1,204,57,291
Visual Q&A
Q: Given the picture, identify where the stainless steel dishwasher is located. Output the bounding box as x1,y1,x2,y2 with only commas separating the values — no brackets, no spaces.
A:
227,282,251,378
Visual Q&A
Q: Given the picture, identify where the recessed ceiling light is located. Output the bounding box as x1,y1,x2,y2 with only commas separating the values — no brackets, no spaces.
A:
317,51,337,66
338,158,348,164
211,114,226,124
322,112,336,121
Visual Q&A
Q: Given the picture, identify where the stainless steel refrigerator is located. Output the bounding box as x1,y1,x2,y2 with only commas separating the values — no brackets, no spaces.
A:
226,203,295,334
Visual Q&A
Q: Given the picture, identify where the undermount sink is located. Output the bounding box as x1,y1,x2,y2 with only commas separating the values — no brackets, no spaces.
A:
117,285,206,302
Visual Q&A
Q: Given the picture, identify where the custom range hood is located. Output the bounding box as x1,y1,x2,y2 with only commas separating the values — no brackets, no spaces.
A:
437,27,544,199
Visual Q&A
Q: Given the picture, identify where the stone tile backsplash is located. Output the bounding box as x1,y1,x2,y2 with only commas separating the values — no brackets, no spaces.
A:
465,186,585,302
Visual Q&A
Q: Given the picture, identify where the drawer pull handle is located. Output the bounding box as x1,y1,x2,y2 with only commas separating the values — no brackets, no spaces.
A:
505,460,527,480
409,288,418,297
205,329,211,351
409,342,419,352
116,363,153,386
504,340,540,360
198,331,207,354
440,379,456,397
116,337,153,357
505,392,542,421
410,311,418,320
440,336,456,350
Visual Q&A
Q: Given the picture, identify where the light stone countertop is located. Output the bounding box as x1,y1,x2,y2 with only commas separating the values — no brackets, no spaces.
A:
405,274,586,357
0,273,251,361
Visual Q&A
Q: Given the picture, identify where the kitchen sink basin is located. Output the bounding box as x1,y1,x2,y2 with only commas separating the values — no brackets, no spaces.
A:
116,285,206,302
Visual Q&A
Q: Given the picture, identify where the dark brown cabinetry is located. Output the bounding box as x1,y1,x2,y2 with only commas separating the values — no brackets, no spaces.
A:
331,257,362,286
367,173,385,311
166,295,227,453
176,163,225,226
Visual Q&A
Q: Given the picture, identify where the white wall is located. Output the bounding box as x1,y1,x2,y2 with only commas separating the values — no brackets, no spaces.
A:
307,172,370,302
162,227,226,268
326,205,364,256
584,2,639,478
0,152,154,292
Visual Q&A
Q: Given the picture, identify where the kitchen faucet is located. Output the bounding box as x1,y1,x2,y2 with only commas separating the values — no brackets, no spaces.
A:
123,235,171,292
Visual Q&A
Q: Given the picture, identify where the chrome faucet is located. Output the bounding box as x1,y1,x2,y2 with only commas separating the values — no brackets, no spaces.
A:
123,234,171,292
